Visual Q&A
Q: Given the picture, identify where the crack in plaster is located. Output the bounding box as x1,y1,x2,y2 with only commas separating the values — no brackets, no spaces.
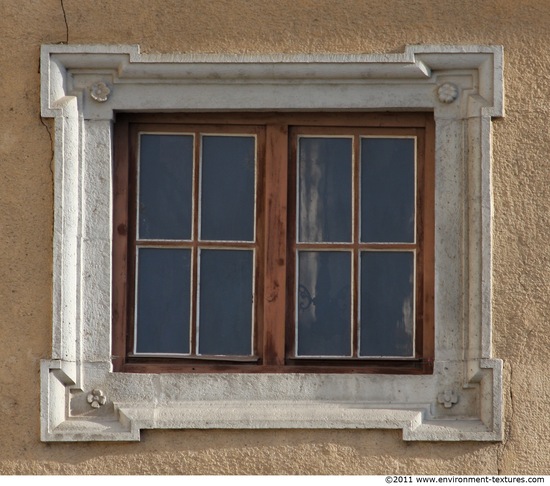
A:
38,111,55,233
60,0,69,43
38,116,54,183
497,362,514,474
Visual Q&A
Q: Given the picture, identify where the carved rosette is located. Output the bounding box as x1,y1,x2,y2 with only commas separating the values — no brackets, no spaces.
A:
90,81,111,102
438,390,458,408
87,389,107,408
437,82,459,103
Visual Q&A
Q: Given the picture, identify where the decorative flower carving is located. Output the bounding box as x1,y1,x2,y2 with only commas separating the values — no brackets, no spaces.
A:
90,81,111,102
87,389,107,408
437,82,459,103
437,389,458,408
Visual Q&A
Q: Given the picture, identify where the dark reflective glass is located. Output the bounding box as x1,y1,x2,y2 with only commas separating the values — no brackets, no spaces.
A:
198,250,254,356
139,134,194,240
200,136,255,241
360,251,414,357
297,251,351,356
361,138,415,243
135,248,191,354
298,137,352,242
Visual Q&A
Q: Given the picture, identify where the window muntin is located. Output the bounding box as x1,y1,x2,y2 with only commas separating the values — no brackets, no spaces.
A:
113,113,434,372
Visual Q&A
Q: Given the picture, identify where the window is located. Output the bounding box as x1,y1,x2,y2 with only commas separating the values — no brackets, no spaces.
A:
41,45,503,441
113,113,434,373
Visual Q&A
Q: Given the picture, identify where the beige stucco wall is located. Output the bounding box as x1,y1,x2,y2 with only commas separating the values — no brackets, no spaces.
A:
0,0,549,474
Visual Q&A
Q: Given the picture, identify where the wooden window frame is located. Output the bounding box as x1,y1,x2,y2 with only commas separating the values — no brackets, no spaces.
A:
113,112,435,374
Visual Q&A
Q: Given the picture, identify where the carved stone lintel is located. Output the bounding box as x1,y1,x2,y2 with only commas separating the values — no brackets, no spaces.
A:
438,390,459,408
90,81,111,102
87,389,107,408
437,82,459,103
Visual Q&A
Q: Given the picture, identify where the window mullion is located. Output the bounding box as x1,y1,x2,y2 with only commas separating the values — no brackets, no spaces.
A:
262,124,289,366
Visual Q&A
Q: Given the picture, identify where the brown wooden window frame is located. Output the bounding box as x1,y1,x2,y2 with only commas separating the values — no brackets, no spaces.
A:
113,112,434,374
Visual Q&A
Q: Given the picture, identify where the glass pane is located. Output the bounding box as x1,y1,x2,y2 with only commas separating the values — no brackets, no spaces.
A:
360,251,414,357
138,134,194,240
361,137,415,243
296,251,351,356
298,137,352,242
200,136,255,241
198,249,254,356
135,248,191,354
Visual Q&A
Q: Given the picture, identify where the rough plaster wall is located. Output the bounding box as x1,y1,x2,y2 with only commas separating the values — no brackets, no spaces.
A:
0,0,549,474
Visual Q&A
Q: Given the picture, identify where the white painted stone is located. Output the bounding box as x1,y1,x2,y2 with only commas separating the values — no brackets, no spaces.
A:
40,44,504,441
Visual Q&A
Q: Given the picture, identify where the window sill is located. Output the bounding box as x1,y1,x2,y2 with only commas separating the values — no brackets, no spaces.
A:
43,364,501,441
118,359,433,374
51,401,495,442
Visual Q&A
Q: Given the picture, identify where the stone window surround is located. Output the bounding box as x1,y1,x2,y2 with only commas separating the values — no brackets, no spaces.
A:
40,44,504,442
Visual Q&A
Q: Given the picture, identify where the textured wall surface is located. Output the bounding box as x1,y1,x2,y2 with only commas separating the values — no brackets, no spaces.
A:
0,0,549,474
